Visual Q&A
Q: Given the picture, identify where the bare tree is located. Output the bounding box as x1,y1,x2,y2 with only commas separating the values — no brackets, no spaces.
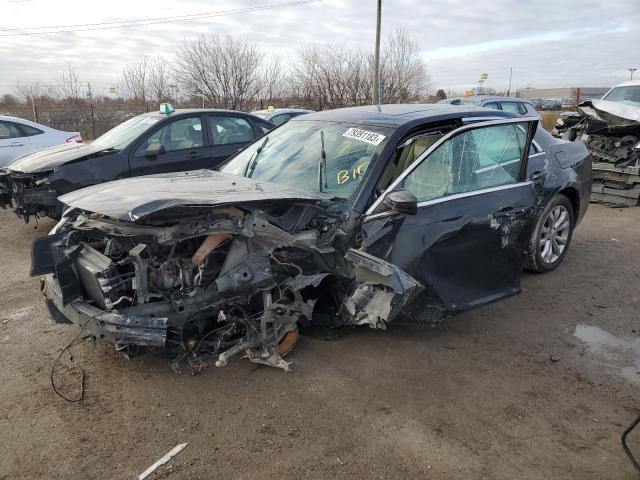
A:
260,55,285,106
175,34,262,110
149,57,172,104
58,64,82,100
122,57,152,110
291,30,428,109
378,29,429,103
14,81,55,122
293,44,371,110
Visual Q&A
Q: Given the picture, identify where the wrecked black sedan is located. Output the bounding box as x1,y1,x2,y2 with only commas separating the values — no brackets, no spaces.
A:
33,104,591,370
0,107,274,222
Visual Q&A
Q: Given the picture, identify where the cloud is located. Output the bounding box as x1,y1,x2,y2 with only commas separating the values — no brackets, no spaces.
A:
0,0,638,94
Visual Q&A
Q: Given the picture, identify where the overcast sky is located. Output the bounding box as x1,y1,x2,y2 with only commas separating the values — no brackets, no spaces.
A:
0,0,638,96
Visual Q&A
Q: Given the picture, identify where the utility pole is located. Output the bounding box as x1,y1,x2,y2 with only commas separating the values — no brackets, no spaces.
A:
372,0,382,105
87,82,96,140
506,67,513,97
629,68,637,80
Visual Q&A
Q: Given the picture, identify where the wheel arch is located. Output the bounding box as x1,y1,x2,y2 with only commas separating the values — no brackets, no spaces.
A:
558,186,580,220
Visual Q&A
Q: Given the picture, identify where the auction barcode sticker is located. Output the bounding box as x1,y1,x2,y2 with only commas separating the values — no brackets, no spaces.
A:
342,128,386,146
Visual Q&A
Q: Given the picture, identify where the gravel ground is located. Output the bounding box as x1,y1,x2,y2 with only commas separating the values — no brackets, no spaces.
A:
0,204,639,479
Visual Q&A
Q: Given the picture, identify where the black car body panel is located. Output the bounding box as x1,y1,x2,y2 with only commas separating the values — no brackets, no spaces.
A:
7,142,115,174
33,104,591,371
1,110,275,222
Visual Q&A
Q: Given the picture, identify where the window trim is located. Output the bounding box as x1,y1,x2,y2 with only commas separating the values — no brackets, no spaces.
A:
366,117,538,215
365,181,533,222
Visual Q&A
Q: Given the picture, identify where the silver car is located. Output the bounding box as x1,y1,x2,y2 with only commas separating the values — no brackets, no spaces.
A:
252,107,314,127
0,115,82,167
438,96,540,118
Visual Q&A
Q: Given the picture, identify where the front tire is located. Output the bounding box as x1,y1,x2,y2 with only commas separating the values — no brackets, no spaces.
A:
525,194,574,273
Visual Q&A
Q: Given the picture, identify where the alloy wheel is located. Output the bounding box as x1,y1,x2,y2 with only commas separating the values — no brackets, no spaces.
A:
539,205,571,264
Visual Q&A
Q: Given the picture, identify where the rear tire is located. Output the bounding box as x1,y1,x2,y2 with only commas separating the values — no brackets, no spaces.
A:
525,194,575,273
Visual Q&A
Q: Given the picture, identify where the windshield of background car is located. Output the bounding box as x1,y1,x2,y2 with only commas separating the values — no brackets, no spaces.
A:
602,86,640,108
93,115,162,150
221,120,394,198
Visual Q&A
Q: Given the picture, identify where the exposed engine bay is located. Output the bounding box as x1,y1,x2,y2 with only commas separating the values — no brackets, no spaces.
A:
555,100,640,206
0,169,61,223
34,202,422,370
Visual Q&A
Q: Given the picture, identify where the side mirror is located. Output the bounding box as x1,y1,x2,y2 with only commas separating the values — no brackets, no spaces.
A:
141,143,165,158
383,189,418,215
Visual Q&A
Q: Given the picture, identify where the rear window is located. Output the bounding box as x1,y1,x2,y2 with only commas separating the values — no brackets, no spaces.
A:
19,124,44,136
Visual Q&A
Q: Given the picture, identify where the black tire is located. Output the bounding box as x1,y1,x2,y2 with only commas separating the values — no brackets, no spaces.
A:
525,194,575,273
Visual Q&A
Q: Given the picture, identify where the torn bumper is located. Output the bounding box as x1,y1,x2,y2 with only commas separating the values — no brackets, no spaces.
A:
42,274,168,347
0,170,61,221
0,170,11,208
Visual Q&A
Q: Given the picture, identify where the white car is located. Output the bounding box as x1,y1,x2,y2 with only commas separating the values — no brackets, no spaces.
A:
0,116,82,167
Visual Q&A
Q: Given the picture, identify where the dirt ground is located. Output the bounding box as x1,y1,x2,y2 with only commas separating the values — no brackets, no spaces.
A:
0,204,639,480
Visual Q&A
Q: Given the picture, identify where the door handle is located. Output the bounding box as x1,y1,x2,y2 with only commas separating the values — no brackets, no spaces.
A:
189,151,202,158
9,142,25,147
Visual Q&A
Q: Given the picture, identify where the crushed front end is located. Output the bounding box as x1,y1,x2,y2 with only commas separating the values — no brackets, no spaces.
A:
35,204,422,370
0,169,61,222
562,101,640,206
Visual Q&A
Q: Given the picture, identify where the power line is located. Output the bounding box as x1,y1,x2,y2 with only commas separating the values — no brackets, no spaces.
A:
0,0,322,37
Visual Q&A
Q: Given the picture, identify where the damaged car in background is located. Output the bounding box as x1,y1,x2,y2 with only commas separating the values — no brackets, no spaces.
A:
32,104,591,370
0,106,274,223
553,80,640,206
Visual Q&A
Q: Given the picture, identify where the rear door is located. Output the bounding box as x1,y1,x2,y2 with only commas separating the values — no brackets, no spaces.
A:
129,114,211,176
362,118,540,315
0,120,29,166
205,114,257,168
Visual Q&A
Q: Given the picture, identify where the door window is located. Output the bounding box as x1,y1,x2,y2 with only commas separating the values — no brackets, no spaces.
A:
0,121,22,140
136,116,203,155
500,102,527,115
270,113,291,127
483,102,499,110
402,122,529,202
207,116,254,145
18,124,44,136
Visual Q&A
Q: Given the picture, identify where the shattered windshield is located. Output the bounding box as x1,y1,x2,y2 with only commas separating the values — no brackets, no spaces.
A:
93,115,162,150
602,86,640,108
221,120,393,198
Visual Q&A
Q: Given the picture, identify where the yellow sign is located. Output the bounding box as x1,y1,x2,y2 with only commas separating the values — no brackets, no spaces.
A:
480,73,488,80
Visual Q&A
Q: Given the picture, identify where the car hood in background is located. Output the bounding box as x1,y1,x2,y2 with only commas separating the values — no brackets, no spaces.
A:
577,100,640,128
7,143,114,174
60,169,332,221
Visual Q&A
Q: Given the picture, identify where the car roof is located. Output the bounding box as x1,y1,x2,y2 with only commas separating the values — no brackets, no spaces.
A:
610,79,640,88
292,103,515,127
0,114,41,124
139,109,268,118
444,96,532,104
253,108,313,114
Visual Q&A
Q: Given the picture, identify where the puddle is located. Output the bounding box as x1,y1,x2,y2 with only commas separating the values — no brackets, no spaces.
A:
574,325,640,385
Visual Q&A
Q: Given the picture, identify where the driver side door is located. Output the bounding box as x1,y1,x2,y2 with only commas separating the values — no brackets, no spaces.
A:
361,118,541,317
129,115,211,176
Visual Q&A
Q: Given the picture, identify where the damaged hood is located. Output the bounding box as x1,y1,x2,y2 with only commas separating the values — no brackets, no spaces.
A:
7,143,115,174
577,100,640,127
60,169,332,221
